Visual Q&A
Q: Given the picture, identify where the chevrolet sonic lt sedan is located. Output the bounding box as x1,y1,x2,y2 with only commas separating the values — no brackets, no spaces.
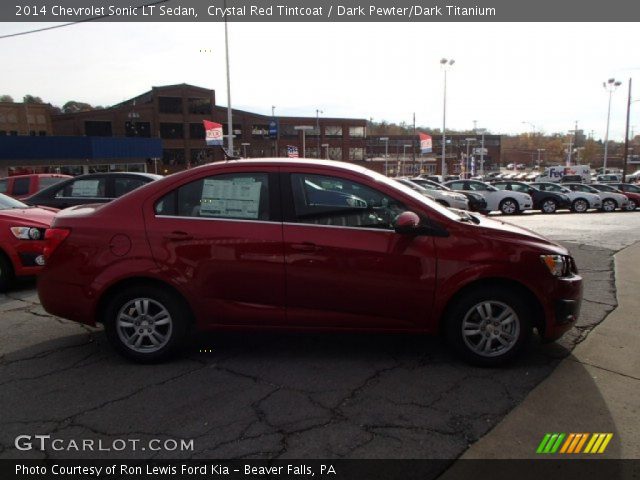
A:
37,159,582,366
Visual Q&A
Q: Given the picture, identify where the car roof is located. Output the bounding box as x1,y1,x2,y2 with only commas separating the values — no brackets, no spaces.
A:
1,173,71,180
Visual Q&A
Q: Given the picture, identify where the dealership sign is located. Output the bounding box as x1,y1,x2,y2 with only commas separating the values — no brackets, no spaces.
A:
203,120,223,146
419,133,432,153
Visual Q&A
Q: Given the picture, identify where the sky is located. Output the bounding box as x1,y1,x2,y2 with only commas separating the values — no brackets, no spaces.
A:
1,21,639,140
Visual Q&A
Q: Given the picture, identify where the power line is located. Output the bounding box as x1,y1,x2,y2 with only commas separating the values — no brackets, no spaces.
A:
0,0,170,40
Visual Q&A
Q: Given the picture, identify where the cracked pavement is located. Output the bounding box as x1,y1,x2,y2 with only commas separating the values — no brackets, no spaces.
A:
0,211,636,460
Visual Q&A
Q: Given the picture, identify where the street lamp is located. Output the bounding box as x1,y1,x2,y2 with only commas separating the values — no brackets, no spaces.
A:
464,138,476,177
402,144,412,176
603,78,622,172
316,109,323,158
380,137,389,175
294,125,313,157
475,127,486,177
440,58,455,176
536,148,546,168
321,143,329,159
241,142,250,158
223,0,233,154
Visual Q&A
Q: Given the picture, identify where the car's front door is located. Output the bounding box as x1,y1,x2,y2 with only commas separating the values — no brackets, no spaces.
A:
145,168,286,327
280,170,437,330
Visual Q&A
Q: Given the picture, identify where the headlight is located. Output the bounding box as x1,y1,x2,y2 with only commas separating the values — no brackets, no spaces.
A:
540,254,574,277
10,227,43,240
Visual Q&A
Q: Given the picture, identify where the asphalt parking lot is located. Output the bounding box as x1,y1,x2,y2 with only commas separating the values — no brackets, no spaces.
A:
0,210,637,461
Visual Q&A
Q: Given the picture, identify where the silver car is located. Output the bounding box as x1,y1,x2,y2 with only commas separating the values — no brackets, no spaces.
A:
395,178,469,210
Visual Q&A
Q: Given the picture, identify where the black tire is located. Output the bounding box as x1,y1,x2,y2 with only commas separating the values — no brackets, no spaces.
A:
624,199,637,211
0,253,14,292
444,286,532,367
571,198,589,213
499,198,519,215
601,198,617,212
103,285,191,363
540,198,557,214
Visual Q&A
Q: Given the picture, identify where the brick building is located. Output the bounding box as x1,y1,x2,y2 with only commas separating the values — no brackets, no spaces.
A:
51,83,367,173
0,102,54,137
367,133,502,176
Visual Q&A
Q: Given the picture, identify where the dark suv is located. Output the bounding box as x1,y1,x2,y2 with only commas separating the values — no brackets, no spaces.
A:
493,181,571,213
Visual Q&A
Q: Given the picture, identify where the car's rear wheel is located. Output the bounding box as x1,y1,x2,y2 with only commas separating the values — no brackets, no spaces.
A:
571,198,589,213
103,285,190,363
499,198,519,215
624,199,637,211
541,198,557,214
601,198,617,212
0,253,14,292
444,286,531,366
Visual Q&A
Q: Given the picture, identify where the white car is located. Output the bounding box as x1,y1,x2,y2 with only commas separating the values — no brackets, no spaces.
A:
532,182,602,213
564,183,629,212
444,179,533,215
395,178,469,210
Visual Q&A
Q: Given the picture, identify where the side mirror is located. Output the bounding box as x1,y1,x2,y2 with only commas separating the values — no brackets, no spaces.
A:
394,211,420,234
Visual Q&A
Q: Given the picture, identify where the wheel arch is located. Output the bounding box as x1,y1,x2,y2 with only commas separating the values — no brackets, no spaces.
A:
438,277,546,336
96,276,196,326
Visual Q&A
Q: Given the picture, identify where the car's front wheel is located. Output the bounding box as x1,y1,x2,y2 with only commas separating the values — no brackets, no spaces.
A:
571,198,589,213
499,198,519,215
444,286,532,366
0,253,14,292
624,199,637,211
601,198,617,212
103,285,190,363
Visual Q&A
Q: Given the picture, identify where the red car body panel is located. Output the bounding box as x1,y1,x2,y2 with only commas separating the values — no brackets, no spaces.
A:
37,160,582,342
0,207,57,277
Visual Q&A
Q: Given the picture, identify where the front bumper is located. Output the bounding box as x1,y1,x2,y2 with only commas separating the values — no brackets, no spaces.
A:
541,274,583,341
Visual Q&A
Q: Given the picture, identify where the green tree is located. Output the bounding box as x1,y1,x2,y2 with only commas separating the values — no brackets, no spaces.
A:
23,94,44,104
62,100,95,113
0,94,14,102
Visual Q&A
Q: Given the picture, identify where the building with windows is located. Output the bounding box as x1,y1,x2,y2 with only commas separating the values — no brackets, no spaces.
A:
367,134,502,176
51,84,367,173
0,101,53,137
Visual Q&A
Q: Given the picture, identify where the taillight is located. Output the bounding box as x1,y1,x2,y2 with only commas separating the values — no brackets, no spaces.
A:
43,228,70,261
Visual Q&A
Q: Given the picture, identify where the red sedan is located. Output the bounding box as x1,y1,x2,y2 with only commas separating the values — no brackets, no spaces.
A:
0,194,57,290
38,160,582,366
610,183,640,211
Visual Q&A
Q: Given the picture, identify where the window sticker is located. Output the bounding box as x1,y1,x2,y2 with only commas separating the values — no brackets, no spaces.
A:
200,179,262,219
71,180,101,197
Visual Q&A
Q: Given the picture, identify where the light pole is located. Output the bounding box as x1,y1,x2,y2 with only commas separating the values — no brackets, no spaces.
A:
402,144,411,176
241,142,250,158
603,78,622,172
321,143,329,159
271,106,278,157
536,148,546,168
521,121,536,136
380,137,389,175
465,138,476,177
223,0,233,154
440,58,455,177
475,127,486,177
316,109,323,158
294,126,313,157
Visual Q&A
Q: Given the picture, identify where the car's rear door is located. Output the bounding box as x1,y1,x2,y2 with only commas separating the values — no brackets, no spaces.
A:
280,168,437,330
145,166,286,327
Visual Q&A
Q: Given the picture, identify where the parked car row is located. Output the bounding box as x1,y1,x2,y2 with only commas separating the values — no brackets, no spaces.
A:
406,174,639,215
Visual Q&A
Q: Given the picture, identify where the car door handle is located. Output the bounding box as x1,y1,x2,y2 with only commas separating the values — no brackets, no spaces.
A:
164,231,193,241
290,242,320,252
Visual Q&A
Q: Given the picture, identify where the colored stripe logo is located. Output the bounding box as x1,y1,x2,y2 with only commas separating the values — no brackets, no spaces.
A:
537,433,613,454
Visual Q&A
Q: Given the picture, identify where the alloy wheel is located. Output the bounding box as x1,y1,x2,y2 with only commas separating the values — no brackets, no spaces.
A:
461,301,520,358
116,298,173,353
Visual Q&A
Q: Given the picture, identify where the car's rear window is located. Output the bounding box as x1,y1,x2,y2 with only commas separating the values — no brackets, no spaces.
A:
39,177,68,190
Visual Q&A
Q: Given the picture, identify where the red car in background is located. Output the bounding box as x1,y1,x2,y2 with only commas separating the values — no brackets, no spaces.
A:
38,159,582,366
0,174,72,200
610,183,640,211
0,194,57,290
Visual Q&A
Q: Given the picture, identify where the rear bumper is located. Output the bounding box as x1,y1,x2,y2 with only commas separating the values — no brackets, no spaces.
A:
541,274,583,341
37,275,97,326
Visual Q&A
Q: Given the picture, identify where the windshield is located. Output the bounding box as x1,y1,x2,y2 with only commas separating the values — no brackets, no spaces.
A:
411,179,447,191
375,174,460,221
0,193,29,210
623,184,640,193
